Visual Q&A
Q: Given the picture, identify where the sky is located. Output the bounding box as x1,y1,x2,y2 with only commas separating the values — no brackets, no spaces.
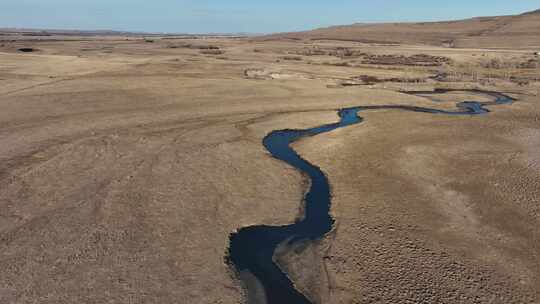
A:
1,1,539,34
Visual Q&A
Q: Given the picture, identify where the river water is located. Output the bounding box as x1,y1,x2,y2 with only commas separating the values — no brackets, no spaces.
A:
227,90,515,304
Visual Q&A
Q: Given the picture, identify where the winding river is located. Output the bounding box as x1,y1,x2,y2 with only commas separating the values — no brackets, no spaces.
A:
227,89,515,304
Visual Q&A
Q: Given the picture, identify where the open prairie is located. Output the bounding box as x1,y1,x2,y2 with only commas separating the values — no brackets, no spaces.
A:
0,30,539,304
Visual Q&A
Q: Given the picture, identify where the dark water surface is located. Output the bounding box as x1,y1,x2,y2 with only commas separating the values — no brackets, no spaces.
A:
227,90,515,304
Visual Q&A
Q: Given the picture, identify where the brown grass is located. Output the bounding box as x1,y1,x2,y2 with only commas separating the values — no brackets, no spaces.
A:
263,9,540,49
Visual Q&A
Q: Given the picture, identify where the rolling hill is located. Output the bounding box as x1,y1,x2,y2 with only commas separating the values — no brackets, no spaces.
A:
263,9,540,49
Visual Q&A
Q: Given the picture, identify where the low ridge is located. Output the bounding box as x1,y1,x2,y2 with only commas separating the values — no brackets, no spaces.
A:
262,9,540,49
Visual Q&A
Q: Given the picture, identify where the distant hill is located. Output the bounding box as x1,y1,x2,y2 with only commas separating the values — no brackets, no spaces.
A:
262,9,540,49
0,28,153,37
0,28,254,38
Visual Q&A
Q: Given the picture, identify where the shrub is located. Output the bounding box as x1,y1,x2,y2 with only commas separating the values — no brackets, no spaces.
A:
200,49,224,55
18,48,37,52
280,56,302,61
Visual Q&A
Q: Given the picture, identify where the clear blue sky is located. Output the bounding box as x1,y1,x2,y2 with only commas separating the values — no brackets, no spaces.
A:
1,1,539,34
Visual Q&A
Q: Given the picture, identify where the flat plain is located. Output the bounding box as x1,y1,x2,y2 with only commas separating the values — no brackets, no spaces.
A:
0,23,539,304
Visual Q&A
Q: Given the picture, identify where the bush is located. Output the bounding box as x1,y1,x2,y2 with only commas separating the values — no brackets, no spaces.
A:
194,45,220,50
200,49,224,55
18,48,37,53
280,56,303,61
